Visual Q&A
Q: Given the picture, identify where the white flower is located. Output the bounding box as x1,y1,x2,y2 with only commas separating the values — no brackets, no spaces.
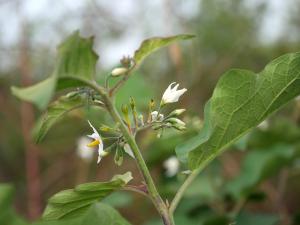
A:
124,144,135,158
151,111,164,122
76,136,94,161
87,120,106,164
163,156,180,177
161,82,187,105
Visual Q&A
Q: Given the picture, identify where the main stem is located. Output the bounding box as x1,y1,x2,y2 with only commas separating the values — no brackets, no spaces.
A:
99,90,173,225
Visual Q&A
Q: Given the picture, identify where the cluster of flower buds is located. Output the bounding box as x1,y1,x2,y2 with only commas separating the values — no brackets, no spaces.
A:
85,82,187,164
118,82,187,138
149,82,187,137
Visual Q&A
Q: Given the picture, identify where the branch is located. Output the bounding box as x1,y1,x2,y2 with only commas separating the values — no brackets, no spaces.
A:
169,167,201,214
109,62,136,96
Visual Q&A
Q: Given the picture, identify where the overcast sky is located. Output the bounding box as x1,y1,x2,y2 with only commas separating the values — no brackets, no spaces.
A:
0,0,292,69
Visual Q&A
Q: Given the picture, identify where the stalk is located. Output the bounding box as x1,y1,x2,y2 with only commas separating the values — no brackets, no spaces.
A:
91,82,174,225
169,168,201,214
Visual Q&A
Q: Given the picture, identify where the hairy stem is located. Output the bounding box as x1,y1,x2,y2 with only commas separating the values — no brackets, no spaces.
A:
169,167,201,214
91,83,173,224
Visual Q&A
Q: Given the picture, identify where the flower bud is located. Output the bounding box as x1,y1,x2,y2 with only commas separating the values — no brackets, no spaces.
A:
100,125,114,132
121,104,131,128
151,111,164,122
149,99,155,111
138,114,144,126
111,67,128,76
129,97,136,109
169,108,186,117
166,118,186,126
121,104,129,115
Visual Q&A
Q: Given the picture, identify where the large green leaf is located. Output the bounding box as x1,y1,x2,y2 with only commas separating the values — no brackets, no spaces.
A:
34,91,87,143
133,34,195,65
11,31,98,110
176,101,213,163
42,172,132,220
53,31,98,81
183,52,300,170
226,144,299,199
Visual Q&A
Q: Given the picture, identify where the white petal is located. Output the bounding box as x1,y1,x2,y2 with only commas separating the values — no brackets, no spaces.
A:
151,111,158,121
96,143,105,164
157,113,164,121
98,143,104,156
167,82,176,91
172,83,179,91
87,120,100,139
171,88,187,102
97,155,102,164
124,144,135,158
161,82,187,104
87,133,99,139
162,82,175,99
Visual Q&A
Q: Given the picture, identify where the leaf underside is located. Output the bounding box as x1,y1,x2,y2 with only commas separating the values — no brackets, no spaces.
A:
34,92,87,143
133,34,195,65
11,31,98,110
178,52,300,170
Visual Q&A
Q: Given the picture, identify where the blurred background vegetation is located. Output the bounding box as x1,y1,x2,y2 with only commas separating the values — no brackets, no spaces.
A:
1,0,300,224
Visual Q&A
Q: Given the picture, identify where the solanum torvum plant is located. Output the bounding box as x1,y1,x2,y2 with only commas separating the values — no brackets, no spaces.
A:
12,30,300,225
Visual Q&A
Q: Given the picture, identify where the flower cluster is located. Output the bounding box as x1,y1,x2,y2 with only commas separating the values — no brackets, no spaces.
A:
84,82,187,165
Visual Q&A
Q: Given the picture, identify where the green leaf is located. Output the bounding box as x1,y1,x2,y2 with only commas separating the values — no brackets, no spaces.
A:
176,101,213,163
226,144,298,199
133,34,195,65
102,192,133,208
54,31,98,81
34,91,87,143
34,203,131,225
80,203,131,225
185,52,300,170
11,31,98,110
42,172,132,220
11,77,56,110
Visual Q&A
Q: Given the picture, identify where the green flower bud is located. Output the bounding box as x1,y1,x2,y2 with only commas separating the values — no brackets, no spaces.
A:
169,108,186,117
165,118,186,126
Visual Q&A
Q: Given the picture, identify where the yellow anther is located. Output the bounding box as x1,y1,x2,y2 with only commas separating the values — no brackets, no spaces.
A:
87,139,100,147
